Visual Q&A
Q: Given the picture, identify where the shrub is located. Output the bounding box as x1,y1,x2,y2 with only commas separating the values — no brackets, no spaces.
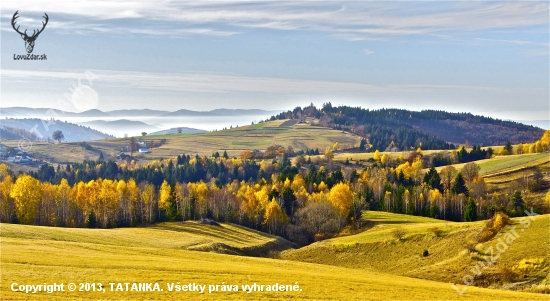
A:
392,227,406,241
285,224,312,245
428,227,444,237
477,228,497,243
477,212,510,243
295,201,344,241
498,264,517,284
422,250,429,257
492,212,510,231
78,141,93,150
198,218,220,226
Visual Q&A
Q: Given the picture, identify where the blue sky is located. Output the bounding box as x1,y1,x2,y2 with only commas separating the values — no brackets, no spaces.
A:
1,1,548,121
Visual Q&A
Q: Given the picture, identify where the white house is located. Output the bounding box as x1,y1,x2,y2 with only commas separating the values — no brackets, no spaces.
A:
139,148,149,153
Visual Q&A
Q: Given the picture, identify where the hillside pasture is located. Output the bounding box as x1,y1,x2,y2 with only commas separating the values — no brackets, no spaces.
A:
2,221,548,300
282,212,550,292
1,120,361,167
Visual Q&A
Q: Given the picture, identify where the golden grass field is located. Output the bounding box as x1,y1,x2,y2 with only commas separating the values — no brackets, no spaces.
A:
431,153,550,176
2,217,549,300
282,211,550,293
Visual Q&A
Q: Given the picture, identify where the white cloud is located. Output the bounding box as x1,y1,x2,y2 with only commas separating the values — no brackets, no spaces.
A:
363,48,374,55
1,69,504,95
2,1,547,39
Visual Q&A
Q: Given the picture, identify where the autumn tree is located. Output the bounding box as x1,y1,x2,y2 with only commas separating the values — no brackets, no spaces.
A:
190,181,209,218
264,198,288,235
440,166,457,192
462,162,480,187
295,200,343,241
40,182,57,226
324,146,334,162
241,150,252,160
129,137,139,155
0,174,15,223
373,150,381,161
329,182,353,218
141,183,156,224
159,180,176,220
126,178,139,225
10,175,43,224
99,179,118,227
396,156,423,184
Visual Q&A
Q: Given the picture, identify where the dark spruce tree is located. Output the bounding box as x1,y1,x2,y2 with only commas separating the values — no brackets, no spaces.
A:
423,166,442,192
451,173,469,196
512,190,524,213
463,197,477,222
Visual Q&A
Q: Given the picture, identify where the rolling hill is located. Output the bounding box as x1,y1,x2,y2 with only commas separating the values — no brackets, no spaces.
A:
0,118,113,142
281,211,550,293
0,119,360,166
271,104,544,149
1,221,547,300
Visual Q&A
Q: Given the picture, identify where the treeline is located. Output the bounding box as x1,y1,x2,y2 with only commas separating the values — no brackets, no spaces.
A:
0,126,39,142
2,154,547,244
268,103,543,147
2,131,549,244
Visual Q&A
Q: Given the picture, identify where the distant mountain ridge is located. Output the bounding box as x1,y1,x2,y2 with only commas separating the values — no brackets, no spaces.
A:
1,107,281,118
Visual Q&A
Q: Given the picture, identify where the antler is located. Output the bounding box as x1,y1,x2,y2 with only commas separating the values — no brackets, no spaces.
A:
31,12,49,38
11,10,25,36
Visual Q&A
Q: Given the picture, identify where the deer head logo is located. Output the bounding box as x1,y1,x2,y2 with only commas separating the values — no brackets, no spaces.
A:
11,10,49,53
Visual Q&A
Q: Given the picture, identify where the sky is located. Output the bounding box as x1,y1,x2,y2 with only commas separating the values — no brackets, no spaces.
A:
1,1,549,121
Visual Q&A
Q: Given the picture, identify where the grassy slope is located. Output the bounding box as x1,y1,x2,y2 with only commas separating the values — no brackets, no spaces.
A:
1,222,546,300
431,153,550,177
0,222,293,256
282,212,550,290
1,120,360,166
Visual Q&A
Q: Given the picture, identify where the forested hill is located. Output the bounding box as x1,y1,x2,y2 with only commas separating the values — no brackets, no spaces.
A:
269,104,544,151
1,119,114,142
